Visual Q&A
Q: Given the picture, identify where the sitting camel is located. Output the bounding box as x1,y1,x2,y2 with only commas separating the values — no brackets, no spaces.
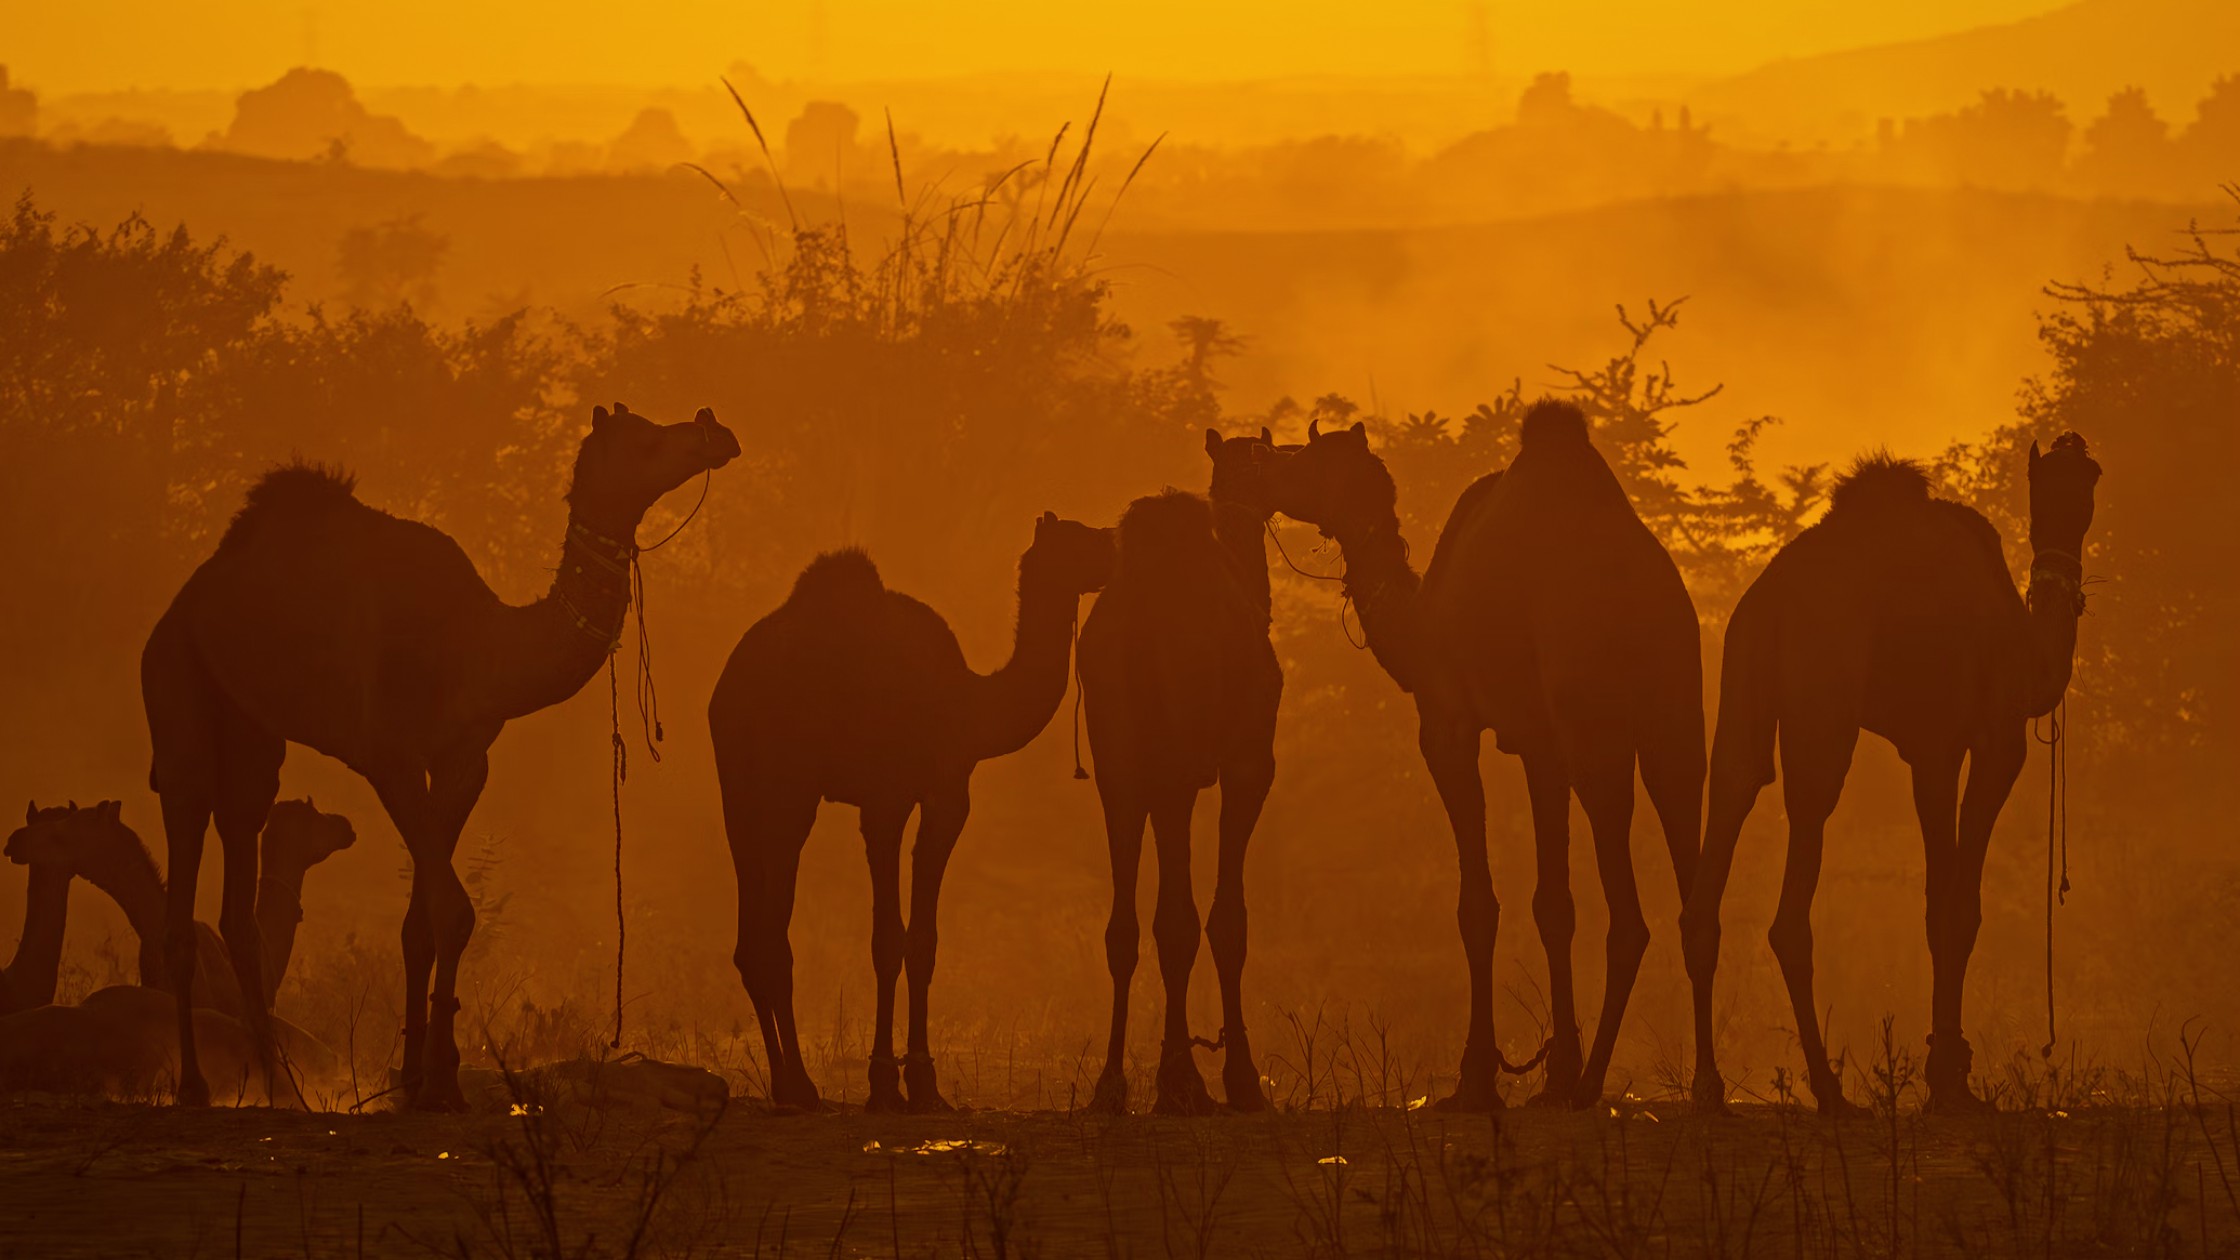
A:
0,811,339,1100
6,799,353,1018
711,512,1115,1111
1080,433,1287,1115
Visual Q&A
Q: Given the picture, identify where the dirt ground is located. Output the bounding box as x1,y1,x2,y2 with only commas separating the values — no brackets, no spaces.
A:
2,1086,2235,1259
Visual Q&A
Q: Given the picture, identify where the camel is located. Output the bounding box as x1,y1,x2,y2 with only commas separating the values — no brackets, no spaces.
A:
1079,431,1287,1115
1681,436,2102,1114
1,812,340,1101
142,401,738,1109
710,512,1115,1111
4,799,353,1015
0,848,68,1014
1261,400,1710,1111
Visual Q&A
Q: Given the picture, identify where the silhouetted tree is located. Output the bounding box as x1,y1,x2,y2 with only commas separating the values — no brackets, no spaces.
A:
215,68,433,169
335,215,448,310
2077,88,2176,198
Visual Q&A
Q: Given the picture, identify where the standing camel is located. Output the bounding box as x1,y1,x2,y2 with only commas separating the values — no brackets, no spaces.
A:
1262,400,1709,1111
711,512,1114,1111
1682,436,2102,1114
1081,431,1286,1115
144,402,738,1109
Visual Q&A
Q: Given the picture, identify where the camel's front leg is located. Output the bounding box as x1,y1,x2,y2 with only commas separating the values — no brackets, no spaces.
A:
1088,788,1147,1114
1209,751,1273,1112
1931,726,2026,1113
1420,712,1503,1112
1148,787,1213,1116
377,746,490,1113
1519,748,1581,1106
1771,718,1862,1116
861,801,911,1112
901,780,968,1112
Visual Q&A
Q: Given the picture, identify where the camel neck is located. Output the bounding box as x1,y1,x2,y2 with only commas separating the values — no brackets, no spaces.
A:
81,828,168,948
4,865,71,1009
2021,541,2087,716
487,510,640,719
1212,500,1273,619
255,868,308,1004
964,572,1083,761
1333,518,1428,693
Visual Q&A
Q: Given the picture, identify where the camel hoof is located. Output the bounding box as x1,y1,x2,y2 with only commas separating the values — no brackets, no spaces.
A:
175,1077,211,1108
770,1073,824,1113
865,1083,907,1114
412,1081,470,1114
1691,1076,1733,1117
1925,1086,1997,1117
1083,1070,1128,1116
1153,1046,1216,1117
1223,1066,1270,1114
904,1090,955,1115
904,1059,951,1113
1434,1075,1504,1114
1815,1092,1870,1121
1568,1073,1612,1111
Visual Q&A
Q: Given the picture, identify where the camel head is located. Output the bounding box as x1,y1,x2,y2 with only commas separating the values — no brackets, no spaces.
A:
6,799,122,873
1265,417,1397,540
1204,426,1293,521
566,402,741,536
1020,511,1117,596
262,797,357,870
2027,432,2101,566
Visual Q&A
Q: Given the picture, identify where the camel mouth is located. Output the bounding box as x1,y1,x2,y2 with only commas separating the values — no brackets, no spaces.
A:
697,414,742,468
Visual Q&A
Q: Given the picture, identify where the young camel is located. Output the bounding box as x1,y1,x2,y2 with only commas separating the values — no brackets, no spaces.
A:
711,512,1115,1111
1682,437,2102,1113
1080,431,1286,1115
143,402,737,1109
1262,401,1709,1111
4,799,353,1016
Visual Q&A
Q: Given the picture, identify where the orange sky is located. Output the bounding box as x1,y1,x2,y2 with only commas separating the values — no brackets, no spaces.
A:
16,0,2069,92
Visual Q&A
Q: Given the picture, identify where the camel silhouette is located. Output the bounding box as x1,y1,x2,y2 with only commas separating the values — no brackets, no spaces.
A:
711,512,1115,1111
1262,401,1709,1111
4,799,353,1015
142,402,737,1109
1682,435,2103,1114
1079,431,1287,1115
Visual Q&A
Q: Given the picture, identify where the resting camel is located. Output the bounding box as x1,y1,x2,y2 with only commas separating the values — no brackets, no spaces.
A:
1262,401,1708,1111
0,809,340,1100
711,512,1115,1110
5,799,353,1015
1681,436,2102,1114
143,402,737,1109
1080,431,1286,1115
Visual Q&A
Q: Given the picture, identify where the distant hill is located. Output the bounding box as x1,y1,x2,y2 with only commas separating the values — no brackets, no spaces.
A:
1690,0,2240,144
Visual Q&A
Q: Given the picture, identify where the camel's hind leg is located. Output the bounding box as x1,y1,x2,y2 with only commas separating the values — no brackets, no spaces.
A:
901,780,968,1112
1639,712,1714,1111
210,710,285,1103
1770,717,1863,1116
143,623,224,1107
1519,748,1581,1107
1929,726,2026,1113
1148,787,1214,1116
860,800,911,1112
1571,743,1646,1111
721,773,821,1110
1088,788,1147,1114
1209,750,1273,1112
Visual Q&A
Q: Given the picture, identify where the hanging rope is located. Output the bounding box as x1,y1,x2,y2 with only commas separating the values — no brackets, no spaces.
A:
1264,520,1368,649
2035,698,2070,1058
1070,611,1090,780
604,457,714,1050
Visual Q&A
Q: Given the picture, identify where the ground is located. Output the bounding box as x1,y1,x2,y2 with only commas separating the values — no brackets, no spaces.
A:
1,1085,2233,1258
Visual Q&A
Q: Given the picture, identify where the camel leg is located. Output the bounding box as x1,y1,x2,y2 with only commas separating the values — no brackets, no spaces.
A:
1421,713,1502,1112
1572,747,1646,1110
381,749,487,1113
861,801,911,1113
158,789,215,1106
1088,789,1148,1114
721,775,821,1110
1148,787,1214,1116
1520,748,1581,1107
1209,751,1273,1112
1931,726,2026,1113
901,781,968,1112
1770,718,1862,1117
211,720,284,1103
1641,715,1716,1112
371,771,437,1101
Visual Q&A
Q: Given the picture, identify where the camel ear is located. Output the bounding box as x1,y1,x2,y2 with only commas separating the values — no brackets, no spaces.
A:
1308,417,1322,441
613,401,631,416
591,404,611,429
307,795,317,812
25,801,34,825
694,407,716,424
97,800,120,822
1259,426,1272,444
67,799,77,811
2029,440,2042,471
1349,421,1367,439
1204,428,1222,457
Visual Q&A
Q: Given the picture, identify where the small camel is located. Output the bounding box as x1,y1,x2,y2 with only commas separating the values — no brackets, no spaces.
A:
1682,436,2102,1113
143,402,737,1109
1262,401,1710,1111
6,799,353,1015
710,512,1114,1111
1080,431,1287,1115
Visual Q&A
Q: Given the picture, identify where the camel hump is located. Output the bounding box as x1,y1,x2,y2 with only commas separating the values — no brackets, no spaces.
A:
219,461,359,551
788,548,886,606
1827,451,1932,516
1519,398,1590,449
1115,490,1218,570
